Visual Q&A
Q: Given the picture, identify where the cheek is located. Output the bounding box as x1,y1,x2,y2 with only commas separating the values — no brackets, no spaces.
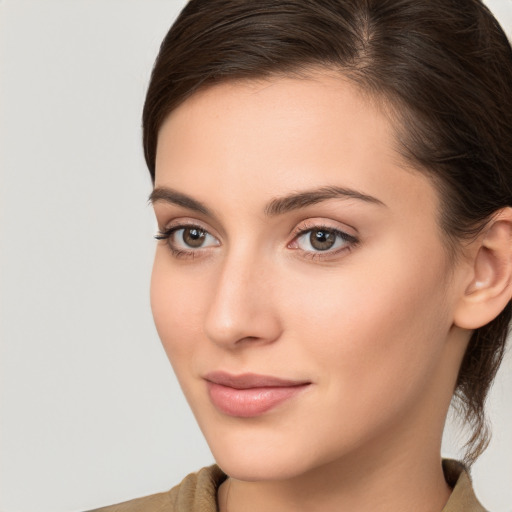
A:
150,251,206,365
283,240,453,405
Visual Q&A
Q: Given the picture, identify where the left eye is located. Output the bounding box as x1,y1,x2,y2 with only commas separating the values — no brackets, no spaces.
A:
294,227,355,252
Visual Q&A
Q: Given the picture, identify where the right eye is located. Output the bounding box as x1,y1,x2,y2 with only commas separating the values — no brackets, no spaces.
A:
155,224,220,256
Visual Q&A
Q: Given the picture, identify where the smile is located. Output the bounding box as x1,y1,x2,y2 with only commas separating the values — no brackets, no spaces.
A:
204,372,311,418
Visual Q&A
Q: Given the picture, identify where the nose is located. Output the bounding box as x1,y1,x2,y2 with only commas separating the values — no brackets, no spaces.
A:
203,251,282,349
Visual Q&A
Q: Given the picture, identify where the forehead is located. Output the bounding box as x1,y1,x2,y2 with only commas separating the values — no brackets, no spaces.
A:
154,71,438,223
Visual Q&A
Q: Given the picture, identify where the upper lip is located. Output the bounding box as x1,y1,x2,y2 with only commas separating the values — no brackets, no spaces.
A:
204,371,311,389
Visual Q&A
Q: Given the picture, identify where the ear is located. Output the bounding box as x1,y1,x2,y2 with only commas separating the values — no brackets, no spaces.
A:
454,207,512,330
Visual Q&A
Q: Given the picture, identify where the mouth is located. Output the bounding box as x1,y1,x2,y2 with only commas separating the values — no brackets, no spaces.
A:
203,371,311,418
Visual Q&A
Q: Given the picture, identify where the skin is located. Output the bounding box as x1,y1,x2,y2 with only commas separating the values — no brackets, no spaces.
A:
150,72,491,512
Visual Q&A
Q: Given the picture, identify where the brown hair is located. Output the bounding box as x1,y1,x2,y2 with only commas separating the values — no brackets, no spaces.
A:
142,0,512,465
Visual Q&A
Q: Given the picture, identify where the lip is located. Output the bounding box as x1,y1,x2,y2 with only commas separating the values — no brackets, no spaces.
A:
204,371,311,418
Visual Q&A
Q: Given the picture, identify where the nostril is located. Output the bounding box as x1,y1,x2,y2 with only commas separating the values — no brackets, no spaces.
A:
236,336,264,345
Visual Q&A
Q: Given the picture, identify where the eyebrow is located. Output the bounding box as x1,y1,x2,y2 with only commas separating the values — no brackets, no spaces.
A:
265,185,386,215
148,185,385,217
149,187,212,215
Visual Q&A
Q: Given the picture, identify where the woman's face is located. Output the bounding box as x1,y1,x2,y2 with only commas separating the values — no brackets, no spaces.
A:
150,73,469,480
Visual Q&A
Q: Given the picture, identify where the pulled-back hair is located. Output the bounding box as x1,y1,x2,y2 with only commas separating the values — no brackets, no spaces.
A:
142,0,512,465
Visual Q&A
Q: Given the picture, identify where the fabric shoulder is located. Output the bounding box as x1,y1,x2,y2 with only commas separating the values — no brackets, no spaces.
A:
442,459,488,512
85,465,227,512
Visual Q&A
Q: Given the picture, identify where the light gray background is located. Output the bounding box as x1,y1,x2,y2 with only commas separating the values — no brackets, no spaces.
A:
1,1,511,511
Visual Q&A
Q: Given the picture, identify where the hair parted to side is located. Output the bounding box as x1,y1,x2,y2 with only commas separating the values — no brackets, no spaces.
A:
143,0,512,465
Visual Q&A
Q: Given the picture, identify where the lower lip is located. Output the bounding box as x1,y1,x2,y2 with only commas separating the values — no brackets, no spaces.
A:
206,382,310,418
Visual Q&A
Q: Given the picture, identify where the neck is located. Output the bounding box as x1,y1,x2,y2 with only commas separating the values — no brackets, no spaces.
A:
219,426,452,512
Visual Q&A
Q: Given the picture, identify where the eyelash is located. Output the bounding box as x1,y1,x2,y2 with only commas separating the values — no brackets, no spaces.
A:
154,222,359,261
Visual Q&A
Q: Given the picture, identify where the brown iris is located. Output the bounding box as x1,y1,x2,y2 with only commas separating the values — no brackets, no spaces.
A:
182,227,206,248
309,229,337,251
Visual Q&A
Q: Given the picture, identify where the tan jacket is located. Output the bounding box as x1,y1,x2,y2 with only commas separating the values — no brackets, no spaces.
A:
88,460,487,512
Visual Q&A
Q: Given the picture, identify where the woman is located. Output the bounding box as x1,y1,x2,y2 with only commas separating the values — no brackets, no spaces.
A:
91,0,512,510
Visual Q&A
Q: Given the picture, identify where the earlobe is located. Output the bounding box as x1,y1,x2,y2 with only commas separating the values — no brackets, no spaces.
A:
454,207,512,330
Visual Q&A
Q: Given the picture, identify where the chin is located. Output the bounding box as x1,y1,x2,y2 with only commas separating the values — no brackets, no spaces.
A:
201,422,338,482
214,450,308,482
